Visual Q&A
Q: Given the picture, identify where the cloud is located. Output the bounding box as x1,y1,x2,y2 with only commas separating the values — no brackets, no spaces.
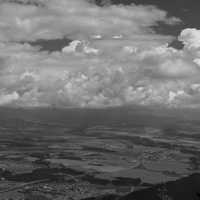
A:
89,35,174,51
2,0,200,108
0,0,180,42
178,28,200,51
1,30,200,109
0,91,19,105
62,40,81,53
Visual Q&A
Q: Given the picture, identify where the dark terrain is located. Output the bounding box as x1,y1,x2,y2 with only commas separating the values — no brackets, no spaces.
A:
1,106,200,199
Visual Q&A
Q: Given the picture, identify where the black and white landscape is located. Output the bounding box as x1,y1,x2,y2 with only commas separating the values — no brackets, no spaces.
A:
0,106,200,199
1,0,200,199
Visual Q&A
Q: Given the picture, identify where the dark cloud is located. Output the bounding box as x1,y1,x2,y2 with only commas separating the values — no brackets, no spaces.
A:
2,0,41,7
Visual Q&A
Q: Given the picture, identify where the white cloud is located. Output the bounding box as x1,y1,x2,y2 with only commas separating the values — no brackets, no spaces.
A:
0,91,19,105
179,28,200,51
62,40,81,53
3,0,200,108
0,35,200,108
0,0,180,42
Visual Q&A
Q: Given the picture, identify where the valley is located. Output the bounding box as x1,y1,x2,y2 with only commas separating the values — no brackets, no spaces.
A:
0,107,200,199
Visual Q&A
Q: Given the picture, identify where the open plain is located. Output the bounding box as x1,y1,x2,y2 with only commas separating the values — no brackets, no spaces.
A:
0,107,200,199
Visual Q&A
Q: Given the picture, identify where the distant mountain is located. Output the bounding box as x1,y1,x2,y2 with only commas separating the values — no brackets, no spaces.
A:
0,106,200,129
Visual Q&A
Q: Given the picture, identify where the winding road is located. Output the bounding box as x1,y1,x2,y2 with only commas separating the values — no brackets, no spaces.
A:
130,153,146,169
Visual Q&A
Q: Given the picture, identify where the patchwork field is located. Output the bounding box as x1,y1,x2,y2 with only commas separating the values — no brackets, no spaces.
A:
1,109,200,199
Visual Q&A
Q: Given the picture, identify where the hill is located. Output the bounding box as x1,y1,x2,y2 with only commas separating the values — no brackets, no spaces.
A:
121,173,200,200
86,173,200,200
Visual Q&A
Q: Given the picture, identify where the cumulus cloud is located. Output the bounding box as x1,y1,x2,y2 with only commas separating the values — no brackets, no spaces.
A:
1,31,200,109
0,91,19,105
62,40,81,53
1,0,200,108
179,28,200,51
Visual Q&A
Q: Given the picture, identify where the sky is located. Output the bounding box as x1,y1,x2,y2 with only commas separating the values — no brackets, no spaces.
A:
110,0,200,50
1,0,200,108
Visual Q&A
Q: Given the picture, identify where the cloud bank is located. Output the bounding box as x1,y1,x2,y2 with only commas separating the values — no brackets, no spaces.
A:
1,0,200,108
0,0,179,42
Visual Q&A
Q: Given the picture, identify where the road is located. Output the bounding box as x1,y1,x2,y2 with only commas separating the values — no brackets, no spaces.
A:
130,153,146,169
119,152,146,172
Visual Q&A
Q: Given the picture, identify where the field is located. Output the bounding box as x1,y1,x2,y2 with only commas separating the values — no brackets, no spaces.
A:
1,107,200,199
